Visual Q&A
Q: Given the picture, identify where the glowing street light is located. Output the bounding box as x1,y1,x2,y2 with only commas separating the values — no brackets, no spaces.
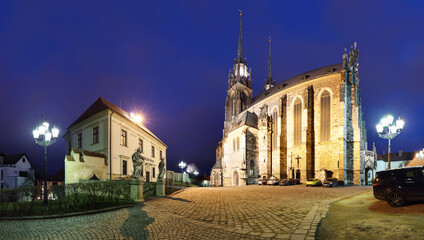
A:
416,149,424,166
376,114,404,169
33,120,59,205
130,112,143,124
178,161,186,189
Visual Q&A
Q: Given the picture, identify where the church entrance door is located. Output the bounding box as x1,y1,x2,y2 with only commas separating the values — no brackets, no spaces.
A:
296,169,301,180
292,169,295,179
146,171,150,182
233,171,239,186
365,167,373,185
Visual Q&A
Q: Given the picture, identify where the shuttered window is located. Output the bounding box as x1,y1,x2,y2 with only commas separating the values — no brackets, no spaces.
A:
320,91,331,142
294,99,302,146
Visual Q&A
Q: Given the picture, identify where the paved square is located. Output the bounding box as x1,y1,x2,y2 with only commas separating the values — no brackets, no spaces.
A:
0,185,370,239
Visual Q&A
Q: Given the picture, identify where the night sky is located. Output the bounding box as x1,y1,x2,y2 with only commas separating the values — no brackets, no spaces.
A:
1,1,424,176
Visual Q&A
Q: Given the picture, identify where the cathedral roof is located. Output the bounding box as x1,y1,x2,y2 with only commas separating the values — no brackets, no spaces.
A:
212,158,222,169
251,63,343,106
236,111,258,129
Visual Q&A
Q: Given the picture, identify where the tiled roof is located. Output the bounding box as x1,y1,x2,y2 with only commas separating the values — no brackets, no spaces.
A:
212,158,222,169
250,63,343,106
67,97,167,147
236,111,258,129
2,153,29,165
377,151,416,162
72,148,106,158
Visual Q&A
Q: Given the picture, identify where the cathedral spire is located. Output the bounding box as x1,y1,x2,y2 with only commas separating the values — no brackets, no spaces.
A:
237,10,244,63
264,37,275,90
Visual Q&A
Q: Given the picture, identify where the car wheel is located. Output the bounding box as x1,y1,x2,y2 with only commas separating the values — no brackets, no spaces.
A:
386,191,406,207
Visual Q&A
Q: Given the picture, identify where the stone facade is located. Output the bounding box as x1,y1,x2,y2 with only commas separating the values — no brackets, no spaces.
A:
210,16,367,186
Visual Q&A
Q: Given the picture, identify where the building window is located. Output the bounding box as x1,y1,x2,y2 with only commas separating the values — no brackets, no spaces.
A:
236,137,240,151
122,160,127,175
92,126,99,144
153,167,156,178
272,111,278,150
160,150,163,160
152,146,155,158
320,91,331,142
294,98,302,146
233,139,236,152
120,130,127,146
1,170,3,180
139,139,143,153
78,133,82,148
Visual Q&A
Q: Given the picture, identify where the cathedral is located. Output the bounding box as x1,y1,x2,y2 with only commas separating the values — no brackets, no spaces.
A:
211,14,368,186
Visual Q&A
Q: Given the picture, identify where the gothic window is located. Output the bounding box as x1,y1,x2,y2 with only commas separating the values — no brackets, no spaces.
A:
233,139,236,152
236,137,240,151
271,110,278,150
320,91,331,142
293,98,302,146
249,160,254,176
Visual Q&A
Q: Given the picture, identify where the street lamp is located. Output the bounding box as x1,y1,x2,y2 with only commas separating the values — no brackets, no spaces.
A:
416,149,424,166
33,121,59,205
376,114,404,169
178,161,186,189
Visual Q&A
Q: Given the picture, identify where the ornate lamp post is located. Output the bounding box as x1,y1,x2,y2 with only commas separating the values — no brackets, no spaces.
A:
32,121,59,205
178,161,186,189
416,149,424,166
376,114,404,169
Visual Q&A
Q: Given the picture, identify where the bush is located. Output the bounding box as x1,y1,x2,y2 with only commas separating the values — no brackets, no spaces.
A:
0,181,133,217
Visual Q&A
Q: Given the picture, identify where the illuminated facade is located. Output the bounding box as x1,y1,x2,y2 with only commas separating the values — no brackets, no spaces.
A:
211,15,368,186
63,97,167,184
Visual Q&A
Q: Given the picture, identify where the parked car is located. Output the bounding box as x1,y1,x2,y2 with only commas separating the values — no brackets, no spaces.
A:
279,178,290,186
322,178,338,188
373,166,424,207
267,176,279,185
305,178,322,187
280,178,297,186
258,178,268,185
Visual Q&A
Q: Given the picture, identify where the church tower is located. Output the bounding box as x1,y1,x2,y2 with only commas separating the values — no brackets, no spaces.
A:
264,38,275,90
224,12,253,134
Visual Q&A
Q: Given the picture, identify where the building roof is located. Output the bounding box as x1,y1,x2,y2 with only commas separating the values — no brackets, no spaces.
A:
72,148,106,158
377,151,416,162
236,111,258,129
250,63,343,106
212,158,222,169
67,97,167,147
2,153,29,165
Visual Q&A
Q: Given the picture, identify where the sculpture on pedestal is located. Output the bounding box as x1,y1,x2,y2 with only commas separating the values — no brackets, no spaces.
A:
158,158,165,180
131,148,144,179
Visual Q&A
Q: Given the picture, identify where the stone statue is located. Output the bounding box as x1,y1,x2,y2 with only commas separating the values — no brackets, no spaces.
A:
158,158,165,180
131,148,144,179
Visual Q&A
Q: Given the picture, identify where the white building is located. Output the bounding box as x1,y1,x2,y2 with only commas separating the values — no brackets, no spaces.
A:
0,153,35,189
376,150,416,172
63,97,167,184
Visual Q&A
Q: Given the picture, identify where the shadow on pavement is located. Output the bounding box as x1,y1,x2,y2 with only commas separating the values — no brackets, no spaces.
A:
162,196,191,202
120,204,154,239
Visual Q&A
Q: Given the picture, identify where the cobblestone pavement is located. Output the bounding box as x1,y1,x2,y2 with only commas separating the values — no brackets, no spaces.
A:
0,185,370,239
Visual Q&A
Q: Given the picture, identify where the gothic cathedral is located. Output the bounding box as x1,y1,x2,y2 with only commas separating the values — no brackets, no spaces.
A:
211,14,368,186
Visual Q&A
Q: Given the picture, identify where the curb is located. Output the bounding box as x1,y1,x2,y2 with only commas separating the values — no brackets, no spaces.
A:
0,203,142,221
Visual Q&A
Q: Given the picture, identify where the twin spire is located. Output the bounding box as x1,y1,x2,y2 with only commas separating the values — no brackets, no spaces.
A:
236,11,274,91
264,37,275,90
237,11,244,63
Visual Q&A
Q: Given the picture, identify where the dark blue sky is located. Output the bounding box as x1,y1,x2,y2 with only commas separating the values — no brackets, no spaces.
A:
1,1,424,175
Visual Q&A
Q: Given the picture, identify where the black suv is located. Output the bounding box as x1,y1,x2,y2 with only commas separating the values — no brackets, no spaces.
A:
373,166,424,207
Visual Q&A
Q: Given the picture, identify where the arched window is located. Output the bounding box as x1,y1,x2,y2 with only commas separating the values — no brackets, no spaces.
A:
293,98,302,146
320,91,331,142
233,138,236,152
271,110,278,150
236,137,240,151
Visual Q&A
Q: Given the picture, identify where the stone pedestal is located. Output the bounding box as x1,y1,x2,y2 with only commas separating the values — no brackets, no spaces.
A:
130,179,144,202
156,179,165,197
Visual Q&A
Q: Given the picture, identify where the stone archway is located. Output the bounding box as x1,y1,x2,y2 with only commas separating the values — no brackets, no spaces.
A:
233,170,239,186
365,167,373,185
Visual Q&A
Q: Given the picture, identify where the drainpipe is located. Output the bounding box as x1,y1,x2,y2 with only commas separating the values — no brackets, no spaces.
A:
109,111,115,180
